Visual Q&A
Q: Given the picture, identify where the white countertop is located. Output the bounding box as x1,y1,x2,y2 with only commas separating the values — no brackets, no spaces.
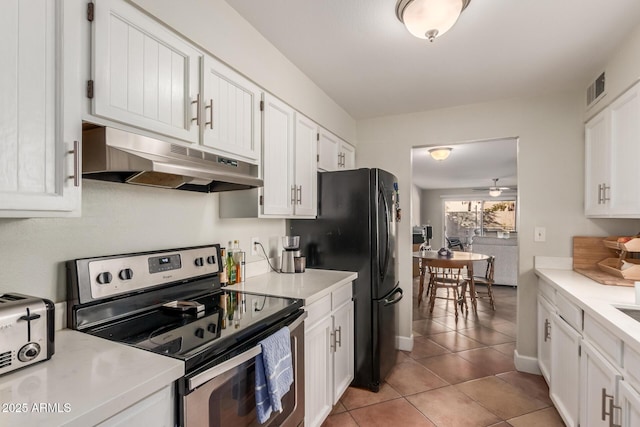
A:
535,260,640,354
0,329,183,427
226,269,358,305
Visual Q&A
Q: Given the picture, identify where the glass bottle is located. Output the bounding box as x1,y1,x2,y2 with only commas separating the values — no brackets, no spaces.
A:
219,248,228,286
227,241,237,284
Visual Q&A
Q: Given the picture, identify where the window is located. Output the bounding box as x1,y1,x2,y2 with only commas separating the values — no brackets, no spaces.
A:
444,199,516,245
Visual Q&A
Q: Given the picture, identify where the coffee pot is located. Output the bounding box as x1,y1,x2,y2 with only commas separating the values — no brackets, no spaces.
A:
281,236,304,273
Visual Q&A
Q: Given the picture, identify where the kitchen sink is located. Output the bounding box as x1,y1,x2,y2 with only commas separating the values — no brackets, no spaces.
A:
616,306,640,322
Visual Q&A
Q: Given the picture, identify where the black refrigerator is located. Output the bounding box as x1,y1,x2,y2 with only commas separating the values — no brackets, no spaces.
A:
287,168,403,392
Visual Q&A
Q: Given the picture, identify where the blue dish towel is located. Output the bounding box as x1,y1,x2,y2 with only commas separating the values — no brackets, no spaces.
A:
254,326,293,424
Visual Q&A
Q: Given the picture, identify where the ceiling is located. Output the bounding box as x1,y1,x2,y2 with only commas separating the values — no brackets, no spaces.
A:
225,0,640,190
412,139,517,190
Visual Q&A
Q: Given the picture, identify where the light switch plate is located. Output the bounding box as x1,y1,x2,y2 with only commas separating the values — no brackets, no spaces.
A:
534,227,546,242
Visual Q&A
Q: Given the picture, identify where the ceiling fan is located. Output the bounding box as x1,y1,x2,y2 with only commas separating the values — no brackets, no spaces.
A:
472,178,514,197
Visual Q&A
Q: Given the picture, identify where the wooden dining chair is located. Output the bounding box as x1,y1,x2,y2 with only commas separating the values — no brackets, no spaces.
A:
426,258,467,320
464,256,496,310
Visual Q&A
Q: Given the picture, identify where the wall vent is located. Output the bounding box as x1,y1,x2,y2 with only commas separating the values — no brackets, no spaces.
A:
587,72,606,107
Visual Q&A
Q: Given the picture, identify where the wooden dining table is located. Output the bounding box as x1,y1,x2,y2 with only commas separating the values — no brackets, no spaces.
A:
412,250,490,312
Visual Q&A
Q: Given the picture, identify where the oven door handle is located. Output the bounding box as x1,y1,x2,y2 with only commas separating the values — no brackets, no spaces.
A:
187,312,307,391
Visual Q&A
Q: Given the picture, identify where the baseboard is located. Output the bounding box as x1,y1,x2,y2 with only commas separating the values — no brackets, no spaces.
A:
396,334,414,352
514,349,541,375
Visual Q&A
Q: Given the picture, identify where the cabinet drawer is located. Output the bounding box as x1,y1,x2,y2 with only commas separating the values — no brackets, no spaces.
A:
305,294,331,329
555,291,582,331
538,279,556,305
583,314,622,366
332,282,353,310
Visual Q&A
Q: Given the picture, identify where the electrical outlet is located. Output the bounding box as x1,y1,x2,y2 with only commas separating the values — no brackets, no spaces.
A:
252,300,259,311
251,237,259,256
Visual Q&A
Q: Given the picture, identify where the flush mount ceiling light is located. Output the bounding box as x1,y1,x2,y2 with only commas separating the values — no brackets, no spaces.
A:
395,0,471,42
428,147,452,161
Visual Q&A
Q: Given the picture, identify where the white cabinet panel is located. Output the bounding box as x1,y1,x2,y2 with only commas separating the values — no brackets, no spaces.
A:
332,300,354,403
537,293,553,384
318,128,339,171
339,140,356,170
620,380,640,427
551,313,581,427
262,94,294,216
92,0,201,143
293,113,318,216
585,109,610,216
201,56,261,161
580,341,621,427
0,0,81,217
305,316,333,427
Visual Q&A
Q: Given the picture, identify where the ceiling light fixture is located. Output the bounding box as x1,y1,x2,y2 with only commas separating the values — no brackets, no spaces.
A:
428,147,452,161
395,0,471,42
489,178,502,197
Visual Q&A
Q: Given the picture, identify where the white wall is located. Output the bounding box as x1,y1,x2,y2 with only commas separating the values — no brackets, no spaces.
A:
356,90,640,362
411,184,422,226
0,0,357,302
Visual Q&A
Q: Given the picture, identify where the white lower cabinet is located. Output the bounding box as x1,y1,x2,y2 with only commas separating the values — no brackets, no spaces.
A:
580,341,622,427
304,283,354,427
537,292,554,384
97,384,175,426
620,380,640,427
550,312,581,427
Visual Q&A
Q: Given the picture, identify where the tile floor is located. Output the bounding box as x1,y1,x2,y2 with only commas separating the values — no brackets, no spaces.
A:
321,278,565,427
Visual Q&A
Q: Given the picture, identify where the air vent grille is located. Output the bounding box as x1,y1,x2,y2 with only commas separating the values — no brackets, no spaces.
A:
587,72,606,107
0,351,12,368
187,149,203,160
170,145,188,156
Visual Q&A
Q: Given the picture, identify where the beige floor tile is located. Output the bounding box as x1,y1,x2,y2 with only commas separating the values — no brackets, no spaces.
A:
456,347,516,374
458,326,515,346
491,342,516,357
413,318,453,336
428,331,485,352
406,385,501,427
432,314,478,330
329,401,347,415
349,398,436,426
321,411,359,427
496,371,552,406
408,336,450,359
385,358,448,395
396,350,413,364
341,382,401,410
456,376,548,419
416,353,493,384
488,320,518,338
507,406,565,426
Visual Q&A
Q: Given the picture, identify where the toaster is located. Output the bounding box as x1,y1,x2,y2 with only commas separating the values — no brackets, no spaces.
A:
0,293,55,376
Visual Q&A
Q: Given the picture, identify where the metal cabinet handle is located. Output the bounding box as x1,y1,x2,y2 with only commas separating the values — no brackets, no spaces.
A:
68,140,80,187
191,94,200,126
603,183,611,203
335,326,342,348
205,98,213,129
544,318,551,342
330,330,336,352
602,388,611,421
297,186,302,205
609,396,621,427
598,184,603,204
291,185,296,205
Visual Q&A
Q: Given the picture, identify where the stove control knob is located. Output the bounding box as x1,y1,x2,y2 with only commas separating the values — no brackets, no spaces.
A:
206,256,216,265
194,328,205,339
194,257,204,267
119,268,134,280
207,323,217,333
97,272,113,285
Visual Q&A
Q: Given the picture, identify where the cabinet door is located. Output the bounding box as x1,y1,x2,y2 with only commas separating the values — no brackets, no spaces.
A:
584,109,611,217
201,56,261,162
262,94,294,216
339,140,356,170
609,83,640,216
305,316,333,427
332,301,354,404
92,0,201,143
537,294,553,384
0,0,81,217
318,128,339,171
551,313,581,427
580,341,621,427
620,380,640,427
293,113,318,217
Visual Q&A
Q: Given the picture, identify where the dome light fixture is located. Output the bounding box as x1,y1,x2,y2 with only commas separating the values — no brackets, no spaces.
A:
395,0,472,42
428,147,452,161
489,178,503,197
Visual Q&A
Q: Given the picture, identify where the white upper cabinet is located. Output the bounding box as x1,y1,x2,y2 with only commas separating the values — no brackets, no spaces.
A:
318,128,355,171
91,0,201,144
0,0,81,217
585,81,640,218
201,56,261,162
262,94,295,216
293,113,318,217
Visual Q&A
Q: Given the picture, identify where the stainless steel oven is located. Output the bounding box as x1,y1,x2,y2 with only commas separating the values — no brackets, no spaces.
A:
67,244,305,427
182,313,305,427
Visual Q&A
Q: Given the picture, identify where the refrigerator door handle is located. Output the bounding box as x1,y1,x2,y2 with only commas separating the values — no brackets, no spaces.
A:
378,186,391,280
383,287,403,306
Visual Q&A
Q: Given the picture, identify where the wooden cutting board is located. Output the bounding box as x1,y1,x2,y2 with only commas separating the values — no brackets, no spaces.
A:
573,236,635,287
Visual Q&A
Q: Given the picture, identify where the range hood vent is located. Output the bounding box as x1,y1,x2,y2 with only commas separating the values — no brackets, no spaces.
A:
82,127,262,193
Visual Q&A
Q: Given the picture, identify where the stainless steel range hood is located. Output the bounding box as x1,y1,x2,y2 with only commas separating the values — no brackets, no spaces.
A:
82,127,262,193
